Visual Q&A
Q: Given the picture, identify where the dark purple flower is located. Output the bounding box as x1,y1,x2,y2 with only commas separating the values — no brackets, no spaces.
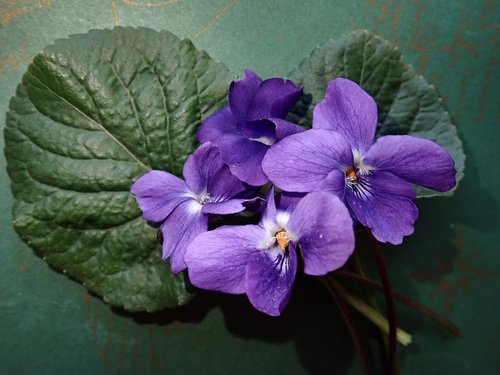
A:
262,78,456,245
131,143,257,273
197,69,304,186
184,189,355,316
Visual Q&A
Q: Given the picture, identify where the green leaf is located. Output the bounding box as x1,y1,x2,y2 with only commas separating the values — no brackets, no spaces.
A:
288,30,465,197
4,27,233,312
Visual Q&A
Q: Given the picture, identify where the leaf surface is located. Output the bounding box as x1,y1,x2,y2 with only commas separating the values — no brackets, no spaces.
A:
4,27,232,311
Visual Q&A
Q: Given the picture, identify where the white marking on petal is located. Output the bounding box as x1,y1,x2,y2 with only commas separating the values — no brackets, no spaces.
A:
187,200,203,214
267,246,292,276
257,230,277,250
197,191,211,204
352,149,375,172
184,191,199,200
352,150,363,165
261,218,280,234
285,229,299,243
250,136,275,146
276,210,291,229
357,166,373,176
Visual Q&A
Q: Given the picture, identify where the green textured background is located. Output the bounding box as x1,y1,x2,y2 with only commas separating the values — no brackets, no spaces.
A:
0,1,498,374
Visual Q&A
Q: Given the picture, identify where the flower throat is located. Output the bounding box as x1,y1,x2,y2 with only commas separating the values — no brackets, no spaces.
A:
345,166,359,188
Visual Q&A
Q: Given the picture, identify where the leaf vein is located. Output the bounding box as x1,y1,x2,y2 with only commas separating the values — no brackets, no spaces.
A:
28,60,150,171
107,62,150,166
124,44,176,172
15,125,130,162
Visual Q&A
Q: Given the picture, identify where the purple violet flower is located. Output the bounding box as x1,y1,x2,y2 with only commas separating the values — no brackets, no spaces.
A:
184,189,355,316
131,143,258,273
262,78,456,245
197,69,304,186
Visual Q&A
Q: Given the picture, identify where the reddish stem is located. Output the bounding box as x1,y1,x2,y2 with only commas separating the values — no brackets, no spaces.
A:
365,229,397,375
335,270,462,336
320,277,373,375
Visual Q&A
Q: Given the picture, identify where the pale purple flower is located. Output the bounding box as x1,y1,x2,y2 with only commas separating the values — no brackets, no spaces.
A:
131,143,258,273
262,78,456,245
197,69,304,186
184,189,355,316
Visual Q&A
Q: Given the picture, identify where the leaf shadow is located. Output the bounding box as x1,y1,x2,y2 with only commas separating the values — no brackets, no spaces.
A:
218,275,356,374
438,139,498,231
220,275,355,374
110,274,357,374
110,291,217,325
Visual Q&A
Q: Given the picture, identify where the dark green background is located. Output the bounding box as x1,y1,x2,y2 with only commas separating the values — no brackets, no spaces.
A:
1,1,498,374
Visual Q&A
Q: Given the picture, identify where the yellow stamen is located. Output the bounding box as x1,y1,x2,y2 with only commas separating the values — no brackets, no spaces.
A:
275,230,289,251
346,166,357,180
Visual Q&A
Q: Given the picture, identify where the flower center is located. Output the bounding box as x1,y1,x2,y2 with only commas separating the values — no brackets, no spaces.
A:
345,166,358,188
197,192,210,205
275,230,290,251
345,162,372,189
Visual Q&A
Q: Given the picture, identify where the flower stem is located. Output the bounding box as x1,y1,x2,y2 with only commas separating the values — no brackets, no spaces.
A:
319,277,373,375
329,279,412,346
351,251,393,374
335,270,463,336
365,229,397,375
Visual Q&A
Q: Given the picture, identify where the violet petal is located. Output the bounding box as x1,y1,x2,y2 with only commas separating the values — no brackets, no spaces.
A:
239,119,276,143
201,198,256,215
288,192,355,275
262,129,353,192
183,143,247,199
260,187,277,226
182,143,223,195
130,170,189,223
238,118,304,145
228,141,270,186
206,160,249,200
247,78,302,120
345,171,418,245
185,224,265,294
245,243,298,316
270,118,305,141
363,135,456,192
313,78,377,154
275,191,306,213
314,169,347,199
160,200,208,273
218,134,256,164
197,107,239,144
228,69,262,123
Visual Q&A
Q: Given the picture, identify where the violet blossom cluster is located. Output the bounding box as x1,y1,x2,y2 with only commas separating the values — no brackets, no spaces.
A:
131,70,456,316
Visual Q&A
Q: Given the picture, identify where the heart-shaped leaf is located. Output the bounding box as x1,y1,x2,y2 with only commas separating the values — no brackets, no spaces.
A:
288,30,465,197
4,27,232,311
